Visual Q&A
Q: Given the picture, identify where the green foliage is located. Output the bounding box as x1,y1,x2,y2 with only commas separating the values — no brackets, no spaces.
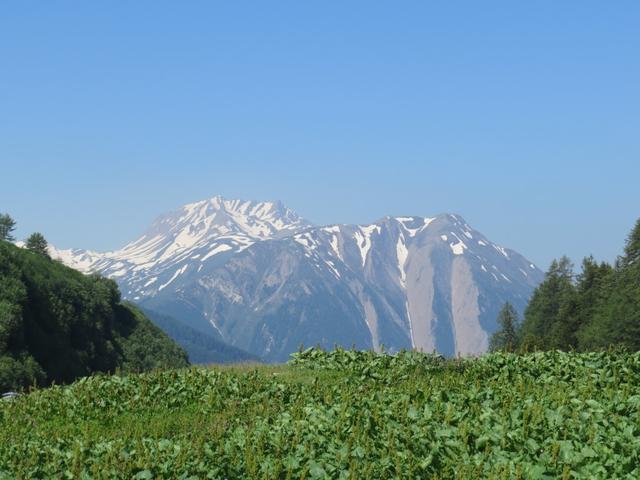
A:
0,242,188,391
25,232,50,258
489,302,519,352
575,257,614,322
520,256,577,350
0,213,16,242
621,218,640,269
290,346,445,380
519,218,640,352
0,353,45,391
1,349,639,478
583,224,640,351
575,257,615,349
116,304,189,372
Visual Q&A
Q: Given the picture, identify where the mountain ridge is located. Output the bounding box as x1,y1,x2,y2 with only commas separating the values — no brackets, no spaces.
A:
44,196,544,360
49,196,313,300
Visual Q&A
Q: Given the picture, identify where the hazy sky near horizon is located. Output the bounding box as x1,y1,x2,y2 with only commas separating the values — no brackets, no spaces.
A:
1,2,638,270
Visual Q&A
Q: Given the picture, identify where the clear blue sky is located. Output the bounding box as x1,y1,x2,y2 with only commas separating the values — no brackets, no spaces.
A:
1,2,638,270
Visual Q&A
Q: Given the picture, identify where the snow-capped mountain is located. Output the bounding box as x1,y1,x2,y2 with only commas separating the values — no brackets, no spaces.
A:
50,196,312,300
50,197,544,361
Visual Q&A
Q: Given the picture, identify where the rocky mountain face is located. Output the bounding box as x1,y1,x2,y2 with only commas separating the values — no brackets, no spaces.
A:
50,197,544,361
50,196,311,301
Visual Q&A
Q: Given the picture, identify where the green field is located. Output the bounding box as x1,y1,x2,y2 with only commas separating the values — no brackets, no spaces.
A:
1,349,639,479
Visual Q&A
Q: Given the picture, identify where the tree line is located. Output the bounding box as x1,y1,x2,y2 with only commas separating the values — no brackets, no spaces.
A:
491,218,640,352
0,213,49,257
0,213,188,391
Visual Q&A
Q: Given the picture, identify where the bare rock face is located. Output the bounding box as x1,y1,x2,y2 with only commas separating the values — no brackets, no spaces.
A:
50,197,544,361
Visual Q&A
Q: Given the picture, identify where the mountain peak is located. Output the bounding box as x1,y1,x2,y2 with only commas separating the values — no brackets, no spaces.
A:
48,197,312,298
48,197,544,358
181,197,304,231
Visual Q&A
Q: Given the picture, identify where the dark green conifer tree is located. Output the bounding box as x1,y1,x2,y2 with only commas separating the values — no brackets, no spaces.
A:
589,219,640,350
519,256,577,350
25,232,50,258
489,302,519,352
0,214,16,242
620,219,640,269
575,257,614,349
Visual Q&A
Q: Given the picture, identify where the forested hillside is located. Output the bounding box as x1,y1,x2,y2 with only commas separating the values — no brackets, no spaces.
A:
0,241,188,391
491,219,640,351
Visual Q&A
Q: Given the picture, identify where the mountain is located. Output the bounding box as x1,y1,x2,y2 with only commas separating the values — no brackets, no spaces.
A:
0,241,188,391
141,308,261,364
49,196,544,361
49,196,311,302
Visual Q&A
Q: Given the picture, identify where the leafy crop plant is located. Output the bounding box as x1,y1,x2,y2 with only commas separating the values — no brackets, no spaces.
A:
1,349,639,479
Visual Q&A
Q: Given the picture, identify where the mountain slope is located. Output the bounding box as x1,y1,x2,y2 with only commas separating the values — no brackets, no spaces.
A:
141,308,261,364
160,214,543,360
50,198,544,361
0,241,188,391
49,196,312,302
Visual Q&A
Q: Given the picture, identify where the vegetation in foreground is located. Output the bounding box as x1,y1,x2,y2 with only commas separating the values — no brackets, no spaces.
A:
1,348,639,479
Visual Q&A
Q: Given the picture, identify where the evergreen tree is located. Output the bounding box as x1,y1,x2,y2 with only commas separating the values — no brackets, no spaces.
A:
0,241,188,391
588,219,640,350
621,218,640,268
489,302,519,352
25,232,50,258
575,257,614,317
519,256,577,350
518,219,640,352
0,214,16,242
575,257,614,350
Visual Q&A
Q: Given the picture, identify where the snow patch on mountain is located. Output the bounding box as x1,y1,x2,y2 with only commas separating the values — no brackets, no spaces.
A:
48,196,312,298
396,235,409,287
201,244,233,261
329,235,342,260
354,224,379,267
159,264,189,291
